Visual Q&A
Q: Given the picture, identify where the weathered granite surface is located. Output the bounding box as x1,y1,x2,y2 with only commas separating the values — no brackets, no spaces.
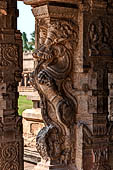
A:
23,108,44,147
25,0,113,170
0,0,23,169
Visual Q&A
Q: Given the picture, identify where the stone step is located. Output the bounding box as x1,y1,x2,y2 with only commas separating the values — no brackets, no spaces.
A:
24,148,41,164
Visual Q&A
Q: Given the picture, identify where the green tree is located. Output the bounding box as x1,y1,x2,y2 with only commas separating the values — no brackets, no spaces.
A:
22,31,35,51
22,32,29,51
28,31,35,50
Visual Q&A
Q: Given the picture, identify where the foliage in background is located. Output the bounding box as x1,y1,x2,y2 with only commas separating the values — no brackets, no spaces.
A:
22,31,35,51
28,31,35,50
22,32,29,51
18,95,33,116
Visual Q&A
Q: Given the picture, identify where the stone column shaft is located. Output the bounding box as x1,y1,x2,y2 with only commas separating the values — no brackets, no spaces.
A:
75,1,113,170
0,0,24,169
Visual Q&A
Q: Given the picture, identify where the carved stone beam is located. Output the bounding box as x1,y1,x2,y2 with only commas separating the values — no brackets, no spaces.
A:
24,0,77,6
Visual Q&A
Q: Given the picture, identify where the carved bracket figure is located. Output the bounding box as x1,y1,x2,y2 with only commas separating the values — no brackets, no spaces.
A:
31,19,78,168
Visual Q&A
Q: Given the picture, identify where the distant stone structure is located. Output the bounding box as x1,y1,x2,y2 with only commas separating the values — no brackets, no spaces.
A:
18,51,40,109
23,108,44,147
18,51,43,149
19,51,34,88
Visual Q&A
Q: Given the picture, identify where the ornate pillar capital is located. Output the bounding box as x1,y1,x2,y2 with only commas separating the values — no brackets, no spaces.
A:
32,4,78,20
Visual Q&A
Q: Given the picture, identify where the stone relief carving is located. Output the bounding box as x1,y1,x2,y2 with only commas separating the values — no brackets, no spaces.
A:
0,0,23,169
92,147,111,170
107,0,113,14
0,44,18,66
79,0,92,13
108,125,113,142
88,18,113,56
31,19,78,164
2,162,19,170
0,142,19,170
83,125,92,146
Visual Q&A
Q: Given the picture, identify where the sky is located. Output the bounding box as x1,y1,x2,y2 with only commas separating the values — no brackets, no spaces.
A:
17,1,35,41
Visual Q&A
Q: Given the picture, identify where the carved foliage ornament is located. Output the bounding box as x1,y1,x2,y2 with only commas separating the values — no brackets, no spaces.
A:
31,19,78,164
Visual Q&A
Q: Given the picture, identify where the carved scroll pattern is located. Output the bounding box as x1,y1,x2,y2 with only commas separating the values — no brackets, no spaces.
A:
0,142,19,170
0,44,18,67
31,19,78,164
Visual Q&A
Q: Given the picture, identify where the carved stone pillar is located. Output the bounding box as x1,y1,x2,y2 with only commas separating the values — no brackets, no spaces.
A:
75,1,113,170
24,0,113,170
24,0,78,170
0,0,23,170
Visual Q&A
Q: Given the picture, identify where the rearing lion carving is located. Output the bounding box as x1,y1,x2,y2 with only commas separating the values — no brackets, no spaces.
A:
31,20,78,165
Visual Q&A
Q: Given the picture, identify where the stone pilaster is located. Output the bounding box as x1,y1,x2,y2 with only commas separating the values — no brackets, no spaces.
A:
75,1,113,170
0,0,23,170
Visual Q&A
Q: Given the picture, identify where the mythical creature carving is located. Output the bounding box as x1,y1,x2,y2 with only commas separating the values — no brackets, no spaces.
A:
31,20,78,164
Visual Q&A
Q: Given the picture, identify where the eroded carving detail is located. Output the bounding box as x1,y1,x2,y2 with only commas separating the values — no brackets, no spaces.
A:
0,44,18,67
3,162,19,170
31,19,78,165
88,18,113,56
0,142,19,170
0,1,23,169
83,125,92,146
2,144,17,161
92,147,111,170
